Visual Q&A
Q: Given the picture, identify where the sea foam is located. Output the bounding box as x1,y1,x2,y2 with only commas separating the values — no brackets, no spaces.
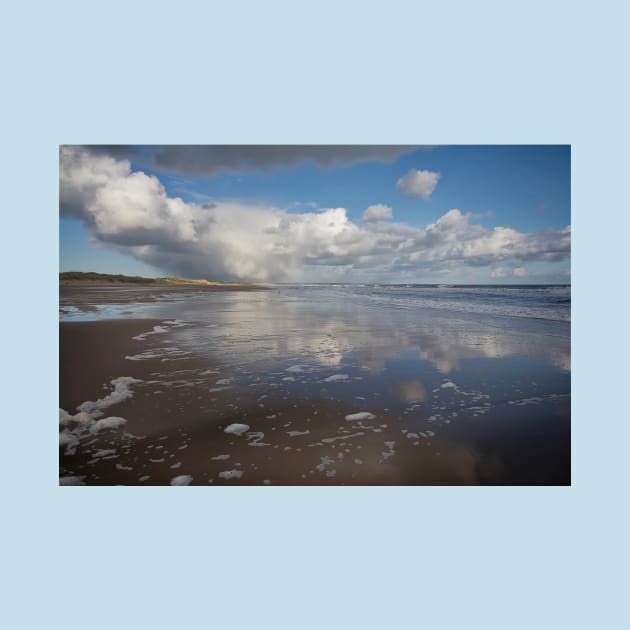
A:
77,377,142,418
345,412,376,421
170,475,193,486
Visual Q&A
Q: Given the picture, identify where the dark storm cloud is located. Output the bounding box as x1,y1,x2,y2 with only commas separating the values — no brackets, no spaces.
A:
79,145,139,158
151,145,418,176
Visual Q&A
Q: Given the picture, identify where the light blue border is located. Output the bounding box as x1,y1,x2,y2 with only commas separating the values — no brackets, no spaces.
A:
4,1,628,629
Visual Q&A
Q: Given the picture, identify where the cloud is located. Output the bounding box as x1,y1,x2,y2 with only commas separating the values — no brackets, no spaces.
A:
81,145,139,159
493,266,529,279
60,147,570,282
151,145,416,176
363,204,393,222
397,168,441,199
59,146,196,246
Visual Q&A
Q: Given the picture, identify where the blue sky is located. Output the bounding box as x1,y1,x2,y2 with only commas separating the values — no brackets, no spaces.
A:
60,145,570,283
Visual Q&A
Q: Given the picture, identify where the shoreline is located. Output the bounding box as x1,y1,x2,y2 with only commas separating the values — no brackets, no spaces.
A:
60,280,271,290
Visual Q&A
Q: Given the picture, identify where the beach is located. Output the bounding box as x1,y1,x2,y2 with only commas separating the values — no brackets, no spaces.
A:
59,283,570,485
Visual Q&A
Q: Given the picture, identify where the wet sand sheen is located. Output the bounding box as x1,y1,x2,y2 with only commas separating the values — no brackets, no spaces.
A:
59,313,569,485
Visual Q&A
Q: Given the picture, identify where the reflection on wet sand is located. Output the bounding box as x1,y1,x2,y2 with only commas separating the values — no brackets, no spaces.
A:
160,289,570,376
389,379,427,402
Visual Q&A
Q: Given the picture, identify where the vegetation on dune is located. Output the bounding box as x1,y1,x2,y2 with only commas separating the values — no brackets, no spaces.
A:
59,271,156,283
59,271,261,286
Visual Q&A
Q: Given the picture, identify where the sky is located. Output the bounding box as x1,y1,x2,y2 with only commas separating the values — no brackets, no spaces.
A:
59,145,570,283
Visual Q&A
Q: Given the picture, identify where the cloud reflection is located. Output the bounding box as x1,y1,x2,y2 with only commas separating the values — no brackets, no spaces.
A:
163,288,570,376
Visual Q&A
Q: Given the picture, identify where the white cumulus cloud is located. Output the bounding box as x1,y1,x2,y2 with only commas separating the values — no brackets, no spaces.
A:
363,204,393,222
397,168,441,199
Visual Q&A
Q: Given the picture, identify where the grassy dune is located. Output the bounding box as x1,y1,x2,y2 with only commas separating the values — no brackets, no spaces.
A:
59,271,265,287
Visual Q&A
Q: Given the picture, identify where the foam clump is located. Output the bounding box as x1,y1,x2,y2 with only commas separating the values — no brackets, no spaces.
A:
170,474,193,486
246,431,270,446
59,475,86,486
72,411,93,424
211,454,231,460
321,431,365,444
92,448,116,458
219,470,243,480
59,376,142,456
125,351,161,361
132,325,170,341
316,456,334,472
286,365,307,373
323,374,350,383
90,416,127,434
59,430,80,451
59,409,73,426
345,412,376,421
77,377,142,417
224,423,250,435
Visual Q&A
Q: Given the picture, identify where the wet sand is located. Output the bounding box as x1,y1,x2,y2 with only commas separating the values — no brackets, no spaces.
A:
59,319,476,485
60,309,570,485
59,285,571,485
61,319,167,410
60,281,268,309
